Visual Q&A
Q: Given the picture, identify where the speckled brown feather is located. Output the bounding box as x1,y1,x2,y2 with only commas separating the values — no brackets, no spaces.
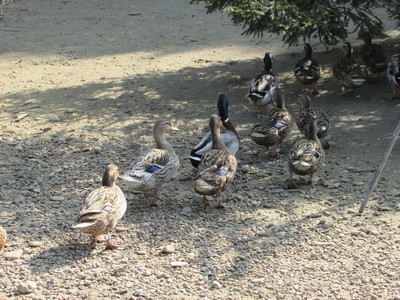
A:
193,114,237,197
296,93,330,143
72,164,127,242
0,226,6,251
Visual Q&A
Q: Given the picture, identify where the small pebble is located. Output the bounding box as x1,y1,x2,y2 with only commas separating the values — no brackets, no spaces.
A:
162,245,175,254
28,241,43,247
4,249,23,260
240,164,250,173
17,281,37,294
211,280,222,289
170,261,188,267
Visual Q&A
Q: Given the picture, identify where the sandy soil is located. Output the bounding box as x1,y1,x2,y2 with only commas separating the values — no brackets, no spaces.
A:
0,1,399,299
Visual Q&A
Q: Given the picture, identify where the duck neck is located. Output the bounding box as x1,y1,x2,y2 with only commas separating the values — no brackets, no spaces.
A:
275,88,286,109
224,120,240,140
307,120,319,142
305,47,312,59
102,174,116,187
211,126,226,150
154,132,174,152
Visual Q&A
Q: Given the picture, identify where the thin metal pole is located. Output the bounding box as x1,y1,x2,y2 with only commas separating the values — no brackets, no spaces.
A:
359,120,400,214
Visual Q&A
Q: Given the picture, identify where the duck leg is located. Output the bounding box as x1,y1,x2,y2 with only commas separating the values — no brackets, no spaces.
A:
203,195,212,206
287,170,297,190
307,172,314,185
391,83,400,100
215,193,225,209
150,190,161,206
105,233,119,250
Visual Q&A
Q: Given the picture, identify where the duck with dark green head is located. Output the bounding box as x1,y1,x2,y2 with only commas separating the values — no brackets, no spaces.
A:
247,53,278,113
190,94,239,168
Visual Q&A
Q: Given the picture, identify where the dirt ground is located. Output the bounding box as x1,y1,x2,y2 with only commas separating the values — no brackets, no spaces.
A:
0,1,399,299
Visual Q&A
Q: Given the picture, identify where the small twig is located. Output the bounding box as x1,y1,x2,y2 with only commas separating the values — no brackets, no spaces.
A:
9,105,41,114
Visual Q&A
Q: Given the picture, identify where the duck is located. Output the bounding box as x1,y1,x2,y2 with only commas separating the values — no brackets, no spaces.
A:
332,42,366,96
192,114,237,208
0,225,6,251
358,31,387,77
190,94,239,168
294,43,321,95
296,93,330,149
249,85,293,157
387,54,400,100
120,119,180,206
287,118,325,189
247,53,278,113
71,164,127,250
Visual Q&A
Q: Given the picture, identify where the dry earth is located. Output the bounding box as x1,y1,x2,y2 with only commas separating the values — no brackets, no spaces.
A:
0,1,400,299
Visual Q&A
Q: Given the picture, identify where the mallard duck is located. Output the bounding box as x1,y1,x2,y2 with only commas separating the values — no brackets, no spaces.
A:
120,119,180,206
0,225,6,251
387,54,400,100
249,85,293,157
332,42,366,96
294,43,321,95
190,94,240,168
296,93,330,149
71,164,127,250
358,31,387,77
287,118,325,189
247,53,278,113
192,114,237,208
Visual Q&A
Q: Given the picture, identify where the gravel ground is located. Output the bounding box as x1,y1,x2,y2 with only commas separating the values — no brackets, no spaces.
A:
0,1,399,299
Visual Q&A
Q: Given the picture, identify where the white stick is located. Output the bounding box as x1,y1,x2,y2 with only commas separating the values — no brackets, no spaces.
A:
359,120,400,214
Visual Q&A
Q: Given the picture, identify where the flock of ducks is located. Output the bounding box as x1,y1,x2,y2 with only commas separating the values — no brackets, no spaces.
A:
1,32,400,252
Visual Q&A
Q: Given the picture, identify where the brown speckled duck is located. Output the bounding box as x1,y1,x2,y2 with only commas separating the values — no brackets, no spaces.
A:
71,164,127,250
296,93,330,149
332,42,366,95
288,119,325,189
294,43,321,95
192,114,237,208
249,86,293,157
190,94,239,168
120,119,180,206
358,31,387,77
0,225,6,251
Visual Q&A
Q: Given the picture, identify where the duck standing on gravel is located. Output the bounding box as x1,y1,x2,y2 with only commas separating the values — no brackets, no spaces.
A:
120,119,180,206
192,114,237,208
249,85,293,157
358,31,387,78
247,52,278,113
296,93,330,149
287,118,325,189
387,54,400,100
71,164,127,250
0,225,6,251
332,42,365,96
190,94,239,168
294,43,321,95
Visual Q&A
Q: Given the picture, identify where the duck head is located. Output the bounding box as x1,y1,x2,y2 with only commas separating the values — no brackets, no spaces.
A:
217,94,229,124
102,164,120,187
263,52,273,74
